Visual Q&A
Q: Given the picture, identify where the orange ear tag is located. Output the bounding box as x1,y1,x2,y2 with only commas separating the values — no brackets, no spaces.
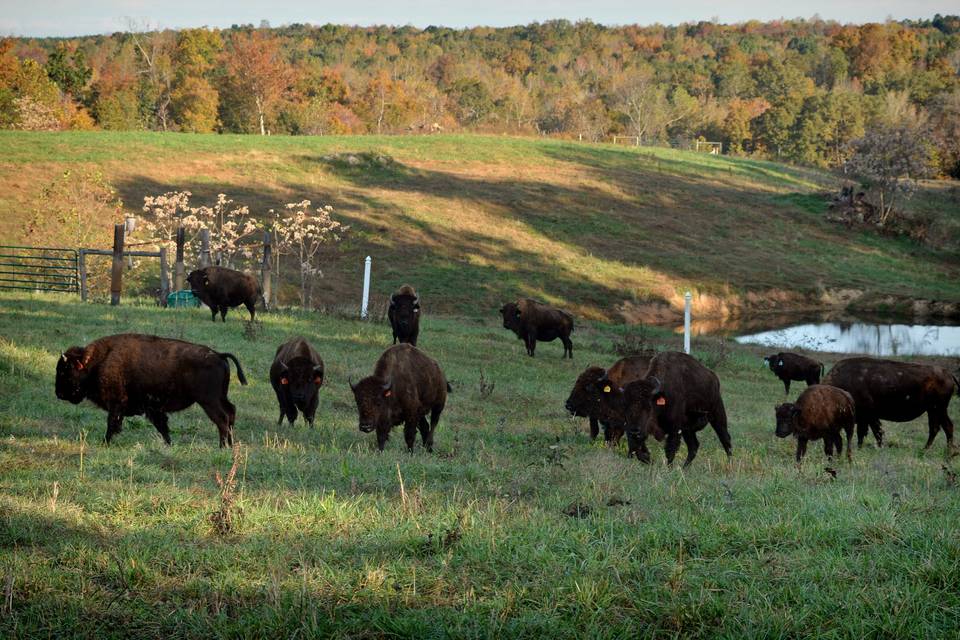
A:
384,390,392,397
280,378,288,385
315,377,323,385
656,397,667,406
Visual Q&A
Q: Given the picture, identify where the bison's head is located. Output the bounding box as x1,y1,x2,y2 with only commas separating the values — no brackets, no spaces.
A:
277,358,324,406
775,403,800,437
499,302,521,334
186,269,209,293
389,293,420,332
764,354,783,373
55,347,91,404
565,366,606,417
596,376,666,440
350,375,400,434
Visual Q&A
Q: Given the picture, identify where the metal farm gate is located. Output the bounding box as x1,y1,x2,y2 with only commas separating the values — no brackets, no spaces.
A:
0,245,79,293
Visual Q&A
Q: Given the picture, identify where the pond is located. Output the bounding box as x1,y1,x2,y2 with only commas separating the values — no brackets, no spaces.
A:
732,320,960,357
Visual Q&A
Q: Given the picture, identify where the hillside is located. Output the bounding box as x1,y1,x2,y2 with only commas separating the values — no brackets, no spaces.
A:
2,131,959,323
2,293,960,637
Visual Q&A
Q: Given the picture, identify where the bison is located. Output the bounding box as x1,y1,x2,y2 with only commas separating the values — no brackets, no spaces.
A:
823,357,959,451
565,354,652,443
596,351,732,467
55,333,247,447
350,344,450,452
187,266,262,322
500,298,574,358
764,352,824,395
388,284,421,346
775,385,856,463
270,337,324,428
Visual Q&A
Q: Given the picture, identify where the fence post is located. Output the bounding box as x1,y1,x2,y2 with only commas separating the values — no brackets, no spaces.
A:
79,250,88,302
159,247,170,307
683,291,692,355
174,226,185,291
110,224,124,306
260,230,272,310
199,228,211,268
361,255,372,319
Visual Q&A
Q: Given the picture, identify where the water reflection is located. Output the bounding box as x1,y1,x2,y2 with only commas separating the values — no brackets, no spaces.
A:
734,323,960,356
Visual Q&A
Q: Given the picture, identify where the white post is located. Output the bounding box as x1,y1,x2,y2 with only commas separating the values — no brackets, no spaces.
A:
683,291,692,354
361,256,372,319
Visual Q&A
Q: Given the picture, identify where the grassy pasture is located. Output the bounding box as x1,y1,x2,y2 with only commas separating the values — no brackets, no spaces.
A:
1,293,959,638
1,131,959,322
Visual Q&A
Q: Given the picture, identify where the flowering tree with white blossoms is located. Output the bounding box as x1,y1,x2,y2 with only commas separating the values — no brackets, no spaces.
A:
269,200,348,307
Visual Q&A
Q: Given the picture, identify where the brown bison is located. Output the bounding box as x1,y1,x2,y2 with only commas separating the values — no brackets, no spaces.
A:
270,337,324,428
823,357,959,451
500,298,574,358
764,352,824,394
565,354,652,442
388,284,421,346
350,344,450,452
55,333,247,447
187,266,262,322
775,385,856,463
596,351,732,467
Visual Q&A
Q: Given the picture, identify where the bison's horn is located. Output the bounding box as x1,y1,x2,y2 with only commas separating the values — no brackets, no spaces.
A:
60,352,67,362
390,293,397,306
413,295,420,307
648,376,662,396
382,376,392,391
313,365,324,375
348,376,356,391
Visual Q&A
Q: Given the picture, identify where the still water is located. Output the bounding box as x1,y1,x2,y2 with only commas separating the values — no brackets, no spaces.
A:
734,322,960,356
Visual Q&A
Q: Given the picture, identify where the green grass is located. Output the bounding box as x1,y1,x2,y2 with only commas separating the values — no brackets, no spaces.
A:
2,293,960,638
1,131,958,323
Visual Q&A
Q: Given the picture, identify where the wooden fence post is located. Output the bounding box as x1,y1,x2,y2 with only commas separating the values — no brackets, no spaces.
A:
79,250,88,302
159,247,170,307
110,224,124,306
174,226,185,291
199,228,211,268
260,230,272,310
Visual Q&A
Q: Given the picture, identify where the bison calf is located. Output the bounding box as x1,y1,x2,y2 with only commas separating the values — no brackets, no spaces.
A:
187,266,262,322
500,298,574,358
350,344,450,452
388,284,421,346
270,337,324,428
565,354,651,443
55,333,247,447
764,352,824,395
775,384,856,464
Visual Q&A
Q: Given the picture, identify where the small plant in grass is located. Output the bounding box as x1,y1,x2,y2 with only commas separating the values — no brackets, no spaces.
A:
210,442,243,536
612,325,656,357
478,367,495,399
695,337,731,370
241,319,264,342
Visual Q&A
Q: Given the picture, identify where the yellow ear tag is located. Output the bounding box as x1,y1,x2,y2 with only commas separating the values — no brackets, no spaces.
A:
603,385,611,393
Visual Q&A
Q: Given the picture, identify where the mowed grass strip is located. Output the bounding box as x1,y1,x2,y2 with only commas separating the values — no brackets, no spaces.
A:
1,131,958,321
1,292,959,638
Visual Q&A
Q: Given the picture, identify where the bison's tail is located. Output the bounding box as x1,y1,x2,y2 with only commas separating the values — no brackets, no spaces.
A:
953,373,960,397
820,362,825,380
219,352,248,386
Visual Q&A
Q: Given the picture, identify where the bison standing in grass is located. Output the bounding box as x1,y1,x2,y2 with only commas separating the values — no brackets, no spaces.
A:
565,354,652,443
500,298,574,358
270,337,324,428
775,385,856,464
350,344,450,452
388,284,421,346
823,357,959,451
55,333,247,447
596,351,732,466
764,352,824,395
187,266,262,322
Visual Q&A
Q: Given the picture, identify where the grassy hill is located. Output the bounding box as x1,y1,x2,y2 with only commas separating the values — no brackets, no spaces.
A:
1,131,959,323
1,292,959,637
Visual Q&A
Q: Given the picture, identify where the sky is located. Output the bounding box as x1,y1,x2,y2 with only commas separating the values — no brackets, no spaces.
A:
0,0,955,38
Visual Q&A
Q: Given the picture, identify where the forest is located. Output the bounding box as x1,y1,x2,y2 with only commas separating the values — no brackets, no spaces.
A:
1,16,959,176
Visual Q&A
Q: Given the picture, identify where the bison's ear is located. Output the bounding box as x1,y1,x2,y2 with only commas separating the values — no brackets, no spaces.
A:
314,365,324,385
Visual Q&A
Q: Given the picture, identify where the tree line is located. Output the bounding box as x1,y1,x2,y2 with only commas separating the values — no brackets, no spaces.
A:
2,16,959,175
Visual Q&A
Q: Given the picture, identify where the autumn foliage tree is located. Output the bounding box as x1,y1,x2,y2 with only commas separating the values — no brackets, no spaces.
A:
221,31,294,135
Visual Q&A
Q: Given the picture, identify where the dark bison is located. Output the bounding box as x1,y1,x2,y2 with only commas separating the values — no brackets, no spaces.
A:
388,284,421,346
764,352,824,394
350,344,450,452
500,298,574,358
187,266,262,322
565,354,652,443
270,337,324,428
55,333,247,447
823,357,959,451
775,385,856,463
596,351,732,467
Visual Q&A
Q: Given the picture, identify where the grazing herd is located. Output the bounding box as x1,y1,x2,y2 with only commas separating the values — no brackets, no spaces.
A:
53,266,959,467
